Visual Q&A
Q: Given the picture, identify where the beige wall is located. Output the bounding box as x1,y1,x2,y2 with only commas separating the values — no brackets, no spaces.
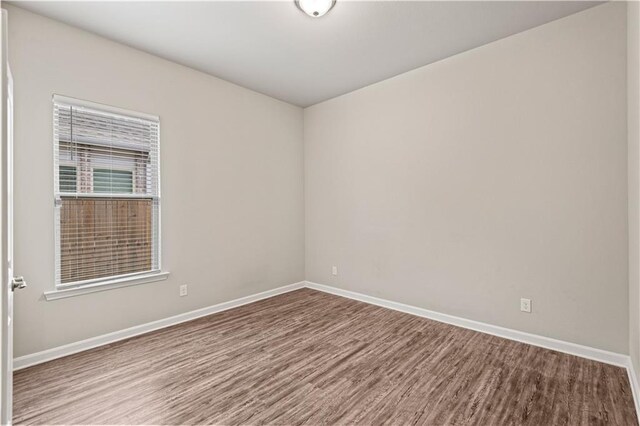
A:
5,5,305,357
629,0,640,378
305,3,628,353
6,2,631,358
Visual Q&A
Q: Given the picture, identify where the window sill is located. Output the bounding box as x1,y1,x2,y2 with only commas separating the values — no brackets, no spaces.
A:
44,271,170,301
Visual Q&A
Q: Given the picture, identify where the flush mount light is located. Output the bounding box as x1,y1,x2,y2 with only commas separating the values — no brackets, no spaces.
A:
295,0,336,17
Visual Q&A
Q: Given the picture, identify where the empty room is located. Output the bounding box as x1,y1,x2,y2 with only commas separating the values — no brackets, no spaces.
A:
0,0,638,424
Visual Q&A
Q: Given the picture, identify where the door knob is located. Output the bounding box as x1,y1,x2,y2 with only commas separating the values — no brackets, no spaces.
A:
11,276,26,291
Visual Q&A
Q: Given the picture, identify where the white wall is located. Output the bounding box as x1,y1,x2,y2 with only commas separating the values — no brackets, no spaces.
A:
629,0,640,378
305,3,628,353
5,5,305,357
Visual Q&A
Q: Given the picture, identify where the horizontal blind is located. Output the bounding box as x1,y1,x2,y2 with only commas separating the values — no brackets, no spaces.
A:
53,97,160,287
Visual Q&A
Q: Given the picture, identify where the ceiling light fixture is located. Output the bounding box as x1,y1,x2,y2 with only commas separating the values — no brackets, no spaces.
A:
295,0,336,18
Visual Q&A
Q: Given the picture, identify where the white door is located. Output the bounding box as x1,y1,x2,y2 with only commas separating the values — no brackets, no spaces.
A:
1,10,22,425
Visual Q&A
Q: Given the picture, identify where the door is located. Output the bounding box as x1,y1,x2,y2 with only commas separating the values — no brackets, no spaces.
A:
0,9,22,425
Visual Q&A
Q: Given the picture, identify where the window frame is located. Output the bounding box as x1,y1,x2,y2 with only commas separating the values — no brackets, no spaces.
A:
49,95,166,300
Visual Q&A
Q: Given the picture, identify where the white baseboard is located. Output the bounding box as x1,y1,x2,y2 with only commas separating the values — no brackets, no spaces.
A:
305,281,640,417
15,279,632,369
627,358,640,417
13,278,640,418
305,281,629,367
13,281,306,370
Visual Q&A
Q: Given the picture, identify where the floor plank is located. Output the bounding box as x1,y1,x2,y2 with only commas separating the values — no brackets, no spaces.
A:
13,288,638,425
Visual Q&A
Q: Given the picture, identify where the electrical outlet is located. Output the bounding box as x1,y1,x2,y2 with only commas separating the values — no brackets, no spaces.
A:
520,298,531,313
180,284,188,297
332,266,338,276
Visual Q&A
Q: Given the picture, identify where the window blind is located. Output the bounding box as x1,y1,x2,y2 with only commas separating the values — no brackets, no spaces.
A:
53,96,160,288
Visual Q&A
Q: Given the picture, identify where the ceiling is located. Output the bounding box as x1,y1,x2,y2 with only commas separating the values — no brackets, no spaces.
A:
12,1,601,107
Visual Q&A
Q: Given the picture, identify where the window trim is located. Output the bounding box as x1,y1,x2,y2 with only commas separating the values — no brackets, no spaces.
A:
53,95,159,122
50,94,164,298
44,271,170,301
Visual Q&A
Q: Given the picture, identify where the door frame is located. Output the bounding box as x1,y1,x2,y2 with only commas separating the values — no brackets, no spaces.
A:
1,8,13,425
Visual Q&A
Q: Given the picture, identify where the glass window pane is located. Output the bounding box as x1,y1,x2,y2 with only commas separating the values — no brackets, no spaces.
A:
54,100,160,287
59,198,152,283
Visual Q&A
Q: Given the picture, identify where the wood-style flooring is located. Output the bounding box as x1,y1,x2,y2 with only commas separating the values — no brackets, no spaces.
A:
13,288,638,425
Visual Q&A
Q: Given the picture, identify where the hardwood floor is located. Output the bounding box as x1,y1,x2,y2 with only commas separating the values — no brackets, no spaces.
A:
13,288,638,425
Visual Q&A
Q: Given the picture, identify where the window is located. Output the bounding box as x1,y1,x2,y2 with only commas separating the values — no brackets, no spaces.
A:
53,96,161,289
